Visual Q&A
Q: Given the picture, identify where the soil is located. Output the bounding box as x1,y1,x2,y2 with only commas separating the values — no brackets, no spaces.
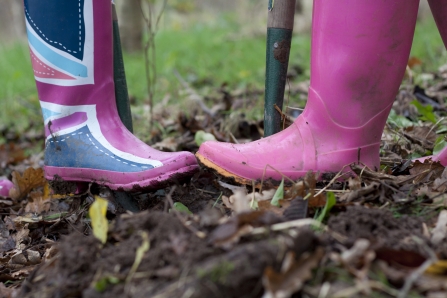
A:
19,208,319,298
16,190,447,298
2,73,447,297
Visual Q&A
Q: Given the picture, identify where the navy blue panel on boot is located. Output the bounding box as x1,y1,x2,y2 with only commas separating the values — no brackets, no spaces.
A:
24,0,85,60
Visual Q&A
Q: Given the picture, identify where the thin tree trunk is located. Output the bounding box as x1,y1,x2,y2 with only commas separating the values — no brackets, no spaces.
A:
117,0,143,53
0,0,26,43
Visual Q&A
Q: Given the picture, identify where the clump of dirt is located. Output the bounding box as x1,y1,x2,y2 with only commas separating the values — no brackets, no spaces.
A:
19,209,320,298
328,206,426,254
21,211,217,297
48,175,79,195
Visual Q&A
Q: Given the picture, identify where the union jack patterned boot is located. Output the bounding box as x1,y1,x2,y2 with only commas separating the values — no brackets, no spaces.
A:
24,0,198,191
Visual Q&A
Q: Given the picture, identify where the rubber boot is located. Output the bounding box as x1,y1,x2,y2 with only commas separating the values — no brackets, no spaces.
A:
419,0,447,165
0,179,14,197
196,0,420,184
24,0,198,191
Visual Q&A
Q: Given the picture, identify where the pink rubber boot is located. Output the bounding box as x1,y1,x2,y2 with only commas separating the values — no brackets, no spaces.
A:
418,0,447,165
197,0,420,184
24,0,198,191
0,179,14,198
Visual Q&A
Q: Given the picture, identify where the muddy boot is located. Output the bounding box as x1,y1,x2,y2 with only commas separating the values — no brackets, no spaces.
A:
196,0,420,184
24,0,198,191
418,0,447,164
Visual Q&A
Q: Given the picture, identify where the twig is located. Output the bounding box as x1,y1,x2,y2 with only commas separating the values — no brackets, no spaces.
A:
250,218,348,243
228,132,239,144
398,236,438,298
140,0,168,132
405,65,413,85
314,165,352,197
426,116,445,138
398,258,434,298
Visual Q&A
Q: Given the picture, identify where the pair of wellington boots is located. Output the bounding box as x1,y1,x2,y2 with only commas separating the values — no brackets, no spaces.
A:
5,0,446,195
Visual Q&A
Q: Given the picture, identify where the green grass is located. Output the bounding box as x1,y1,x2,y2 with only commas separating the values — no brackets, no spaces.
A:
411,16,447,70
124,16,311,104
0,43,41,134
0,14,445,139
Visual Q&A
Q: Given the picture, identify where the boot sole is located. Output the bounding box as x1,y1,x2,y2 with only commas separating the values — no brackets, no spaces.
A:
45,164,200,192
196,152,260,186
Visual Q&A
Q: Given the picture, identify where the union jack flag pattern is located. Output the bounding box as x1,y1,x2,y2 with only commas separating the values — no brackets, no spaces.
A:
24,0,94,86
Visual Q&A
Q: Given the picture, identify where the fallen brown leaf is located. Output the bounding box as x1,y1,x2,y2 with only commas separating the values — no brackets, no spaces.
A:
9,167,46,201
375,248,426,268
431,210,447,246
410,160,445,184
262,247,324,298
209,211,283,248
258,199,291,216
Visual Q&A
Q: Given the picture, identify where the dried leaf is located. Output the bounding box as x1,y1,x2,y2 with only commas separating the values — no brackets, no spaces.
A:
285,181,305,199
432,193,447,209
10,265,38,279
404,125,437,149
308,193,326,208
9,168,46,201
431,210,447,246
258,199,291,217
209,211,283,248
262,247,324,298
0,282,16,298
225,189,275,214
348,176,362,191
10,253,28,265
410,160,445,184
408,56,422,69
284,171,318,200
25,184,52,214
375,248,426,268
89,196,109,244
26,250,41,265
126,231,150,284
43,245,58,261
415,274,447,292
426,260,447,275
11,225,30,252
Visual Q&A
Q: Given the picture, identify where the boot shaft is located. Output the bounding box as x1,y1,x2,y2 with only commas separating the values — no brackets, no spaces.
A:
428,0,447,49
309,0,420,128
25,0,115,106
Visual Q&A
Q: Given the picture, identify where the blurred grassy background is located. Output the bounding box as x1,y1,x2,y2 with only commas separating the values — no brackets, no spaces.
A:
0,3,446,142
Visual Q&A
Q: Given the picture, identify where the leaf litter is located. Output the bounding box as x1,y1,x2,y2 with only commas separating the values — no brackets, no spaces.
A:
2,65,447,297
